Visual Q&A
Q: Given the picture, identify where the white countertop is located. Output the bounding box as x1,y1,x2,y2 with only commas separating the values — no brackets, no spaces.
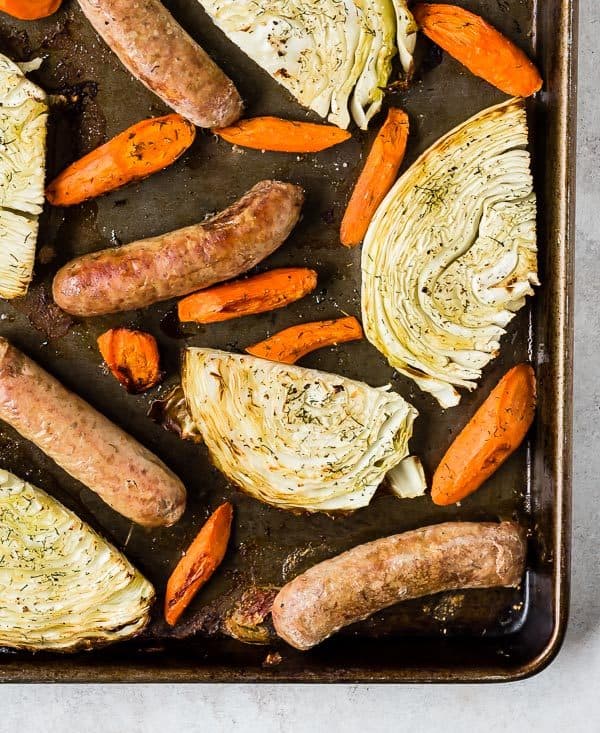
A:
4,1,598,730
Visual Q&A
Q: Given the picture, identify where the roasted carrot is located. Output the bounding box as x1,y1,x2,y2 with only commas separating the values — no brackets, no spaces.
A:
97,327,162,394
46,114,196,206
0,0,61,19
165,502,233,626
340,108,409,247
431,364,536,506
412,4,542,97
246,316,364,364
213,116,351,153
177,268,318,324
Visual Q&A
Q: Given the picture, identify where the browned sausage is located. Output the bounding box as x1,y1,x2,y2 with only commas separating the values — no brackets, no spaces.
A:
0,338,186,527
77,0,242,128
272,521,526,650
53,180,304,317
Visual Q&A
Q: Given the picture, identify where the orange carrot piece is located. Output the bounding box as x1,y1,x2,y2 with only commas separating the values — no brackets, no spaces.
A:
0,0,61,19
412,4,542,97
165,502,233,626
340,108,409,247
431,364,536,506
177,268,318,324
46,114,196,206
213,116,351,153
97,327,162,394
246,316,364,364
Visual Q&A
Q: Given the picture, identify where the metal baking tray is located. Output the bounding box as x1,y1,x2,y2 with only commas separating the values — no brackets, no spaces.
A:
0,0,576,682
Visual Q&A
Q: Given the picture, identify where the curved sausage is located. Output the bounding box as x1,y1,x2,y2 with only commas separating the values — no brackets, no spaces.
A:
272,521,526,650
0,338,186,527
53,180,304,317
77,0,242,128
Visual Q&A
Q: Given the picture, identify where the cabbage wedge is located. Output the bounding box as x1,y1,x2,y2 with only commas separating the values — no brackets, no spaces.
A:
182,348,421,512
0,468,154,651
0,54,47,299
197,0,416,129
362,98,538,408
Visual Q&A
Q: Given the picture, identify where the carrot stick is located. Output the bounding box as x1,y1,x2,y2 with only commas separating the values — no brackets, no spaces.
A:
165,502,233,626
431,364,536,506
412,4,542,97
213,116,351,153
97,327,162,394
246,316,364,364
46,114,196,206
177,268,318,324
0,0,61,19
340,108,409,247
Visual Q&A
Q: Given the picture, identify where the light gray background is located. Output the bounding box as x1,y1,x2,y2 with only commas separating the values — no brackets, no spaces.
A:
1,2,597,731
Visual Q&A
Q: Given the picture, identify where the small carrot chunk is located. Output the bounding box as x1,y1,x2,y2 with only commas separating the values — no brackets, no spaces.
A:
213,116,351,153
165,502,233,627
177,268,318,324
340,108,409,247
97,327,162,394
412,3,542,97
246,316,364,364
0,0,61,19
46,114,196,206
431,364,536,506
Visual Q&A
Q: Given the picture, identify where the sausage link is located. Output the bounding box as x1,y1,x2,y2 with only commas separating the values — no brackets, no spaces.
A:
0,338,186,527
272,521,526,650
53,180,304,317
77,0,242,128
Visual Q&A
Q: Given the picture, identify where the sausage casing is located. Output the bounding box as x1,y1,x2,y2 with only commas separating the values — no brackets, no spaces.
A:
0,338,186,527
53,180,304,317
77,0,242,128
271,521,526,650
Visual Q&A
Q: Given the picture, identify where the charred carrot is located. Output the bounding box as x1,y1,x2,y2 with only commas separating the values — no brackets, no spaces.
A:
0,0,61,19
213,116,351,153
340,108,409,247
177,268,318,324
46,114,196,206
431,364,536,506
246,316,364,364
97,327,162,394
412,4,542,97
165,502,233,626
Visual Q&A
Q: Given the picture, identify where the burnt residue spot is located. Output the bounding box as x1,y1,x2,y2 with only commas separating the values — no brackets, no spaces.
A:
320,208,335,225
0,28,32,61
11,281,73,340
160,309,187,340
52,80,99,111
420,43,444,75
37,245,56,266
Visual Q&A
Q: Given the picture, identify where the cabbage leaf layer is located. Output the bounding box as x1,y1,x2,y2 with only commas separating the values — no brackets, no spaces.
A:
197,0,416,129
0,54,47,299
182,348,420,511
361,98,538,408
0,469,154,651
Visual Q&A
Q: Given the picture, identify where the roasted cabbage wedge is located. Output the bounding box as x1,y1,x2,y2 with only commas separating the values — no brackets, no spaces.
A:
362,98,538,408
0,468,154,651
181,348,421,512
0,54,48,299
197,0,416,130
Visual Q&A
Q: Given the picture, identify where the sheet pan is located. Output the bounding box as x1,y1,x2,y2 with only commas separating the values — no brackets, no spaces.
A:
0,0,577,682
